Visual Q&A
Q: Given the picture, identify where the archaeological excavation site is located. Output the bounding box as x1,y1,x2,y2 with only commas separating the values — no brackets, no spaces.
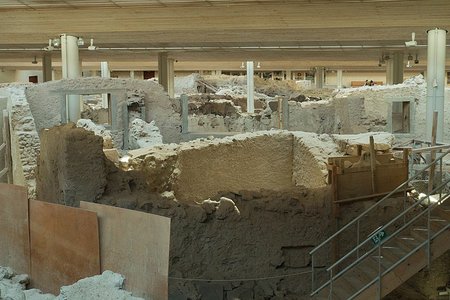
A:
0,1,450,300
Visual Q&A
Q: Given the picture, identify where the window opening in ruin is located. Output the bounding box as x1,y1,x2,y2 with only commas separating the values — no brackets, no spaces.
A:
392,101,410,133
80,94,112,126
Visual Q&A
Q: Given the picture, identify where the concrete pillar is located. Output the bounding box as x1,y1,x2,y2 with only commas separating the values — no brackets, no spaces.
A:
426,28,447,142
61,34,81,122
337,69,343,88
158,52,174,98
286,70,292,80
386,52,404,85
315,67,325,88
42,53,52,82
100,61,110,108
246,61,255,113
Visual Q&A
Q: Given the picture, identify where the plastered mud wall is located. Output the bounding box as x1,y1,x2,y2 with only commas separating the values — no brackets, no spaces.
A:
36,123,107,206
174,133,294,202
25,77,181,144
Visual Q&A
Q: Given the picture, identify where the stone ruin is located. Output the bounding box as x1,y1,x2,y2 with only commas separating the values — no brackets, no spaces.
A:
0,74,448,299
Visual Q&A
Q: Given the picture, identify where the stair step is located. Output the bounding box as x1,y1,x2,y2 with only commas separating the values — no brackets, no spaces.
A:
395,236,421,253
354,257,380,281
432,206,450,221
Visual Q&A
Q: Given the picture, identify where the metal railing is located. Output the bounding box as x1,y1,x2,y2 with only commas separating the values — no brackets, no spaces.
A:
310,147,450,298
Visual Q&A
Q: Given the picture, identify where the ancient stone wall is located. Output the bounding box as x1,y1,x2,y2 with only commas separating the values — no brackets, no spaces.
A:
25,77,181,144
1,85,40,199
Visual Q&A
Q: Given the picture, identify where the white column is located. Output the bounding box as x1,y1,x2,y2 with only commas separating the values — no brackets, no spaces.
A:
61,34,81,122
285,70,292,80
158,52,175,98
100,61,110,108
386,52,404,85
337,69,343,88
246,61,254,113
426,28,447,142
315,67,325,88
42,53,52,82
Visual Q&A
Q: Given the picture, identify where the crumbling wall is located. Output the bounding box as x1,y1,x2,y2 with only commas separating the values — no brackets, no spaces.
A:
128,131,340,203
36,123,107,206
174,132,294,202
25,77,181,144
1,85,40,199
183,75,450,143
35,125,407,299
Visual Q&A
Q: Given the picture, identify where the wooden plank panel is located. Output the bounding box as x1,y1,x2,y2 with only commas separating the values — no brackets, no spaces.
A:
0,183,30,274
80,201,170,300
29,200,100,294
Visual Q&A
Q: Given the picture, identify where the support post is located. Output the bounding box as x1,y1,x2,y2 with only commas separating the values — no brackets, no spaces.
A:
426,28,447,143
315,67,325,88
42,53,52,82
61,34,81,122
336,69,343,88
158,52,175,98
386,52,404,85
180,94,189,134
246,61,255,113
282,97,289,130
100,61,110,109
369,136,377,193
277,97,282,129
428,111,438,193
285,70,292,80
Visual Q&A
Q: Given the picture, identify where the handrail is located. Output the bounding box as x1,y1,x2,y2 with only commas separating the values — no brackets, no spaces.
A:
328,191,449,275
310,146,450,297
349,216,449,300
310,147,450,256
326,180,450,273
312,191,449,297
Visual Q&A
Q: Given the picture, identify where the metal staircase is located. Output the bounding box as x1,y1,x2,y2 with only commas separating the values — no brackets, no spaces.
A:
310,147,450,299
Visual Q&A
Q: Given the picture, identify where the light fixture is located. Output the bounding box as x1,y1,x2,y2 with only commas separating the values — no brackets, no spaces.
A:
256,62,261,69
405,32,417,47
31,56,38,64
44,39,54,51
88,38,97,51
52,38,60,47
240,62,245,69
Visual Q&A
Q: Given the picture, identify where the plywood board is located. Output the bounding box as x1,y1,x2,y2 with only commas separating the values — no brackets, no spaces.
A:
80,201,170,300
29,200,100,294
0,183,30,274
336,164,407,200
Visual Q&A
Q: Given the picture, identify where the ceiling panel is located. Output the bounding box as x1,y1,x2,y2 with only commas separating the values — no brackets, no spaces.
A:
0,0,448,69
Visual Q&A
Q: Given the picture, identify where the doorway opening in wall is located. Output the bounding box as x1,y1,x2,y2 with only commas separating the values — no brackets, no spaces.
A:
28,76,38,84
392,101,410,133
143,71,155,80
79,94,112,126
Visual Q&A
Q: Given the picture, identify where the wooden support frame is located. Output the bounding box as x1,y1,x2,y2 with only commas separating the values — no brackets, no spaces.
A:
328,147,408,203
